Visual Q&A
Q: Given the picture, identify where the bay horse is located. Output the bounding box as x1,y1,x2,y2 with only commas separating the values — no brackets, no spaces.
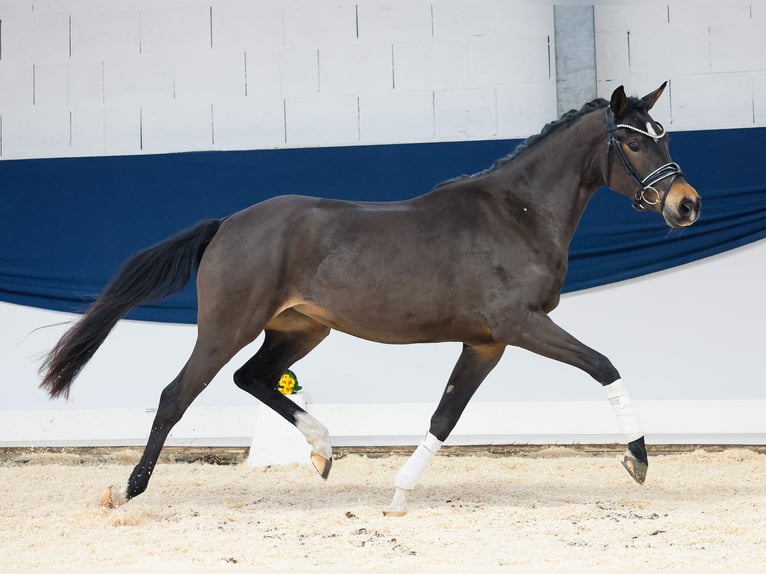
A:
40,84,700,516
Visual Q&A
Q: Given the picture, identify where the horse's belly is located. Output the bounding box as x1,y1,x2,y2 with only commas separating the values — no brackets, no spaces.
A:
291,302,491,345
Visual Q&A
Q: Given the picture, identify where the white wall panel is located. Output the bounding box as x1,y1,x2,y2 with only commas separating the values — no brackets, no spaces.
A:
594,5,668,32
4,400,765,448
140,101,212,153
211,1,283,51
0,13,69,62
246,45,328,99
753,71,766,126
494,3,553,38
497,82,557,139
595,2,764,131
595,30,628,82
668,3,751,26
28,0,137,13
213,98,285,149
0,63,32,108
0,3,761,156
471,36,550,86
319,43,392,95
103,105,141,155
356,0,431,43
35,61,105,107
243,48,281,98
66,60,104,105
174,51,245,102
670,73,754,130
285,93,358,147
627,25,710,79
432,0,494,39
139,6,210,56
70,10,140,59
434,88,496,140
282,0,356,46
710,21,766,74
359,90,433,143
32,62,67,106
393,40,471,91
0,2,32,15
69,104,103,154
279,45,319,96
1,106,69,158
752,3,766,20
103,56,174,104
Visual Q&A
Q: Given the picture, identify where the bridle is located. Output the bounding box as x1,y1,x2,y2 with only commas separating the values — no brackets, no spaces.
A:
605,106,684,211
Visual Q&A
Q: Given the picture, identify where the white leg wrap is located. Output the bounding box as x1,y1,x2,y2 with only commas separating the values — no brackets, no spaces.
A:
604,380,644,443
394,433,443,490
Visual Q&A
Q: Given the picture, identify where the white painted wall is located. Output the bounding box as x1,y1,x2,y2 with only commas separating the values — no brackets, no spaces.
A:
2,1,765,446
2,1,765,160
595,2,766,130
0,0,557,158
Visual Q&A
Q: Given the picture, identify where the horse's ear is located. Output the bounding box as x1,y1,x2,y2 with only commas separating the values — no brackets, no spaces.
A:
610,85,627,116
641,81,668,110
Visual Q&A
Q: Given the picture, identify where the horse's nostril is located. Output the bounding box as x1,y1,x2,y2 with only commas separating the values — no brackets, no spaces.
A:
679,197,697,217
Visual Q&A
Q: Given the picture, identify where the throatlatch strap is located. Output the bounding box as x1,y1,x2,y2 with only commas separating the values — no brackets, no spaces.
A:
394,433,443,490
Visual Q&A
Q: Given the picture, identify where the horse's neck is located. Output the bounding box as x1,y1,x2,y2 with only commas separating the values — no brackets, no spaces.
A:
496,113,606,246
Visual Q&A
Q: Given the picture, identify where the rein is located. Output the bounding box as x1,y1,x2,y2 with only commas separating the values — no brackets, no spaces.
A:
605,106,684,211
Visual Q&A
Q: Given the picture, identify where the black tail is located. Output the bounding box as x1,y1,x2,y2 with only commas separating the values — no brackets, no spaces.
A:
39,219,222,399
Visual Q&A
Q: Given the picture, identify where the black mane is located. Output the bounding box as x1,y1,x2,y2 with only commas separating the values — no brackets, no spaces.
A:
492,98,609,169
434,95,649,189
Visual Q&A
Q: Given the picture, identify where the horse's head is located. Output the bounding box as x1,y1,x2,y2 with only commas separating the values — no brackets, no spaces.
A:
604,83,701,228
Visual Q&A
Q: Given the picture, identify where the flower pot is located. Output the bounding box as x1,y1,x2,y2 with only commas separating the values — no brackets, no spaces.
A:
247,392,312,467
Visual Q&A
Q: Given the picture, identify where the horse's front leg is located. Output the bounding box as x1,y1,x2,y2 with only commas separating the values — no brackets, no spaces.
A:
509,311,648,485
384,343,505,516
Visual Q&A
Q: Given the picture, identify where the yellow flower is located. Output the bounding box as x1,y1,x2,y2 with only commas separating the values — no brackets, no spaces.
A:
277,372,296,395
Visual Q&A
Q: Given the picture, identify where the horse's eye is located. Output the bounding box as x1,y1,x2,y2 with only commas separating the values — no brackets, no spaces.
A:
628,141,640,152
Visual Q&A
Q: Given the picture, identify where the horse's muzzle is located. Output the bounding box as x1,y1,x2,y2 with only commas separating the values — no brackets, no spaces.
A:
662,180,701,228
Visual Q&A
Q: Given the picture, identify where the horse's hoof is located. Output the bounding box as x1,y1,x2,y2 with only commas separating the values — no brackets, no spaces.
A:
382,508,407,517
311,452,332,479
383,487,409,517
99,484,128,508
621,452,648,485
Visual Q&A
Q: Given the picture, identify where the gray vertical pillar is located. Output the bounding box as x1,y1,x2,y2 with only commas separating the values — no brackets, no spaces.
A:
553,5,597,117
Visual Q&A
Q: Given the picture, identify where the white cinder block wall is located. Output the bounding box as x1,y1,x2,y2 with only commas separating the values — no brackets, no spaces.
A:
595,3,766,130
0,0,557,159
2,2,765,161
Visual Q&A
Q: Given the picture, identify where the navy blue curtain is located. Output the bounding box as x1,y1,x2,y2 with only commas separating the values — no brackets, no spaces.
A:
1,127,765,323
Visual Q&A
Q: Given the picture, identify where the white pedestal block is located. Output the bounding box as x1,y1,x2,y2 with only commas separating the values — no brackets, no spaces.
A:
247,393,312,467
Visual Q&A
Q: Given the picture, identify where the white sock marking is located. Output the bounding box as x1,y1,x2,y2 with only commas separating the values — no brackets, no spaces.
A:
295,411,331,459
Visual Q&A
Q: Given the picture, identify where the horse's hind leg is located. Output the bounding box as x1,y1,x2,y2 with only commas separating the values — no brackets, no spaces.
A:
233,311,332,477
384,343,505,517
100,340,237,508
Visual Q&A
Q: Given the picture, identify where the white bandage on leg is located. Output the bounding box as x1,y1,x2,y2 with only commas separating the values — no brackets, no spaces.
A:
604,380,644,442
394,432,443,490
